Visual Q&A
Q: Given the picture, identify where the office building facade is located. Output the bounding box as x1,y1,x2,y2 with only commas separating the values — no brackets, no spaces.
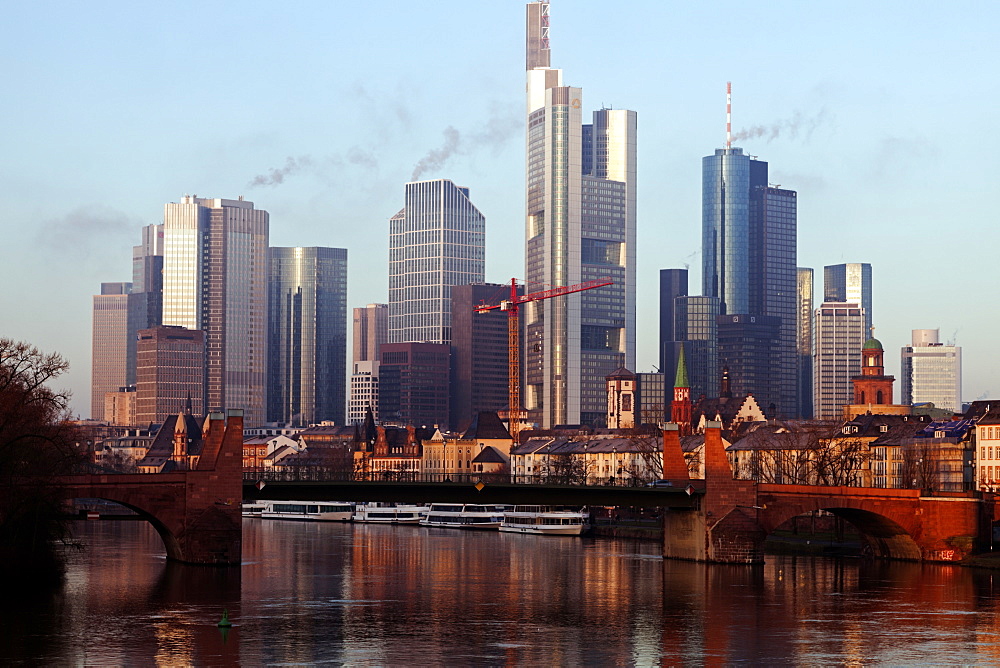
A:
813,302,866,419
388,179,485,345
267,247,348,426
353,303,388,364
378,342,451,428
135,326,205,425
824,263,873,334
162,195,269,425
658,268,688,386
349,360,379,425
901,328,962,412
91,282,132,419
673,296,720,402
797,268,814,418
524,2,637,427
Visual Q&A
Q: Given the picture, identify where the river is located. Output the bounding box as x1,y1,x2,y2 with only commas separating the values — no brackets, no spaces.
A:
3,519,1000,665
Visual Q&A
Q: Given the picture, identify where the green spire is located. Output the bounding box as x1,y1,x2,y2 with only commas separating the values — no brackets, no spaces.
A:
674,343,689,389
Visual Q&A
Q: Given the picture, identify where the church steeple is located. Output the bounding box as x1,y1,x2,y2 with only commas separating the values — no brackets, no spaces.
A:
853,329,895,406
671,344,692,436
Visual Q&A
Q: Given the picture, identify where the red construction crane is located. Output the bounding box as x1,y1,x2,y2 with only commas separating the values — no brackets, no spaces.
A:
475,277,613,438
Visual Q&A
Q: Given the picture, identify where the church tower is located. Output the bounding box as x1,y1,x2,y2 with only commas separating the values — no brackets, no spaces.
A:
606,367,636,430
671,344,693,436
852,334,895,406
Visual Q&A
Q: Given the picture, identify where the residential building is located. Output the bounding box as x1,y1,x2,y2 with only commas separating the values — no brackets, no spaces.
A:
378,342,451,428
449,283,512,432
388,179,484,345
637,371,666,426
423,412,513,478
524,2,637,427
134,326,205,425
824,263,873,334
104,386,137,426
901,328,962,413
974,410,1000,490
267,246,348,426
91,281,132,419
813,302,866,420
349,360,380,425
797,268,814,418
162,195,268,425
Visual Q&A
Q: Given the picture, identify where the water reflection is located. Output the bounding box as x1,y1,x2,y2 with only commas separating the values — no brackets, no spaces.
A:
3,519,1000,664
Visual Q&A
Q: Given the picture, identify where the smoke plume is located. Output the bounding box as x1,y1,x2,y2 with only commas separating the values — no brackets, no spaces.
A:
248,155,313,187
410,127,461,181
732,108,829,144
36,205,135,251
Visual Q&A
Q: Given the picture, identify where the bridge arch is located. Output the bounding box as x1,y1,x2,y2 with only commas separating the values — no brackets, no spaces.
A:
71,495,184,561
765,506,922,561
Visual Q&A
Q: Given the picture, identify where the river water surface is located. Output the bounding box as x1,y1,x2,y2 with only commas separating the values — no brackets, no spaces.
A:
4,519,1000,665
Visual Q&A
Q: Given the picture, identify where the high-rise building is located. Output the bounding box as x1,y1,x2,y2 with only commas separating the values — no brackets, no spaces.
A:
378,342,450,428
813,302,866,419
104,386,136,426
267,247,348,426
126,224,164,386
353,304,388,364
135,326,205,425
450,283,513,432
901,328,962,412
673,296,720,402
524,2,637,427
824,263,873,334
349,360,379,425
388,179,485,345
717,313,782,416
91,282,132,419
797,268,814,418
162,195,269,425
658,268,688,383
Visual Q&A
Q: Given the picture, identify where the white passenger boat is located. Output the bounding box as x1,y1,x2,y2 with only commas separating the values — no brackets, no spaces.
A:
500,505,589,535
242,502,266,517
259,501,354,522
353,502,429,524
420,503,510,530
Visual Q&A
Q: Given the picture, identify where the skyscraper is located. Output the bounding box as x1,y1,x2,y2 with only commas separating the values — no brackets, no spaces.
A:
813,302,866,419
702,116,797,416
797,268,814,418
658,268,688,383
901,328,962,412
127,223,163,386
524,1,636,427
388,179,485,345
91,281,132,419
350,303,388,425
162,195,269,425
824,263,873,334
673,296,720,402
268,247,348,426
378,342,451,427
135,325,205,425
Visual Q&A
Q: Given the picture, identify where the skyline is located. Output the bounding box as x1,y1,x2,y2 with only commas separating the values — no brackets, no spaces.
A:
2,1,997,418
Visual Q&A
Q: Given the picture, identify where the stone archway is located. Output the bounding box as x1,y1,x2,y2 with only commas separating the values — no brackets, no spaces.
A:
71,496,185,561
762,505,921,561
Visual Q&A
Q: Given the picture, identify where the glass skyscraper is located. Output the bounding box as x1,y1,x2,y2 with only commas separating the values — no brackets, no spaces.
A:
163,195,269,425
797,267,814,418
388,179,484,345
524,1,636,427
824,263,873,334
901,328,962,412
268,247,348,426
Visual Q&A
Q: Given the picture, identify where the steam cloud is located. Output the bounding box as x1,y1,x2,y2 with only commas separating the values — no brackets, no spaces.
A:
410,127,461,181
410,112,520,181
248,155,313,187
36,205,135,251
732,109,829,144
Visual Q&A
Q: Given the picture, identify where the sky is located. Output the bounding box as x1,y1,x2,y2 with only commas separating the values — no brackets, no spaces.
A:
2,1,998,418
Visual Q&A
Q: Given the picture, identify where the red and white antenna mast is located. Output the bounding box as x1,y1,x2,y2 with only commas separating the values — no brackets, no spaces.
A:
726,81,732,149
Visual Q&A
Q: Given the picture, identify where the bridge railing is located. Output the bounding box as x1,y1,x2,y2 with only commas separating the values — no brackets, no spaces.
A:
242,468,654,488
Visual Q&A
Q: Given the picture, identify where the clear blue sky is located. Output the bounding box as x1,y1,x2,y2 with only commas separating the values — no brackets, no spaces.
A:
2,1,997,418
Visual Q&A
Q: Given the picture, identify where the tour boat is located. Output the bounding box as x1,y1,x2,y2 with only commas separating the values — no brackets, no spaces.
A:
259,501,354,522
241,501,266,517
420,503,510,530
353,502,429,524
499,505,589,535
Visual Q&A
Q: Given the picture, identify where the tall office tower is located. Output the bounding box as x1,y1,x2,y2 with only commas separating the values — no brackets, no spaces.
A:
901,328,962,412
450,283,513,432
717,313,782,414
267,247,348,426
524,2,637,427
92,282,132,419
378,342,451,427
388,179,485,345
350,303,388,425
135,326,205,425
126,224,164,385
702,95,798,417
658,269,688,382
353,303,388,363
813,302,866,419
162,195,269,425
674,296,720,402
636,372,666,426
797,268,814,418
824,263,873,334
349,361,379,425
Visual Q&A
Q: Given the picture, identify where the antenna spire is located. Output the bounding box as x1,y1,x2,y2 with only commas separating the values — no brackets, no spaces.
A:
726,81,732,149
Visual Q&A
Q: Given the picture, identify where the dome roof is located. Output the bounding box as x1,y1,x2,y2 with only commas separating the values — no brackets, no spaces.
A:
862,337,883,350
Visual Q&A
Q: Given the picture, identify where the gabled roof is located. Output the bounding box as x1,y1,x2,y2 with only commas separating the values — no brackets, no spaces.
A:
916,419,974,439
461,411,512,440
138,413,204,465
472,446,508,464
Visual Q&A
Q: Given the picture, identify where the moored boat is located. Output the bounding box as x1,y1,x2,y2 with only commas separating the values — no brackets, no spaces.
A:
353,502,429,524
259,501,354,522
500,505,589,535
421,503,509,530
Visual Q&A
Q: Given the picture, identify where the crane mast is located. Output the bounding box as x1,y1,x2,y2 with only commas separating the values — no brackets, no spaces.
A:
475,277,613,439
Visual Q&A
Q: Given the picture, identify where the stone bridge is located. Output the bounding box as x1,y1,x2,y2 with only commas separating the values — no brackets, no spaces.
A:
660,422,997,564
54,411,244,565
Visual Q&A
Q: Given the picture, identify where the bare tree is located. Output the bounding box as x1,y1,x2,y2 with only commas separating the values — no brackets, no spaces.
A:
901,443,940,491
814,436,870,487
